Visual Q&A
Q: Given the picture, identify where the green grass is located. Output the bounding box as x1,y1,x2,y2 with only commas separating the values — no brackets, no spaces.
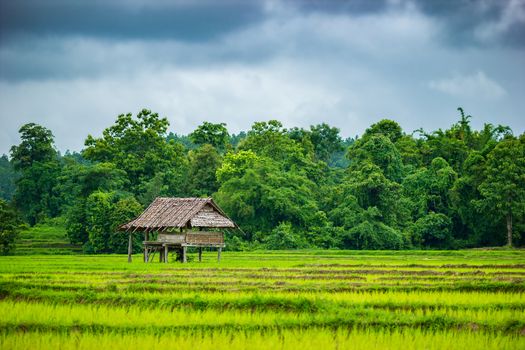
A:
14,219,82,255
0,250,524,349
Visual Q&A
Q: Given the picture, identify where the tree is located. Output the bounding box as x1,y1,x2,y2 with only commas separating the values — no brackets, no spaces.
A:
450,151,497,246
477,136,525,247
83,191,142,253
0,155,17,201
263,222,308,250
363,119,403,144
309,123,344,163
10,123,60,224
411,212,452,248
403,157,457,218
10,123,56,170
83,109,187,195
186,144,222,196
239,120,312,167
108,197,143,253
215,157,325,243
341,207,406,250
189,122,229,151
58,161,128,245
348,135,404,182
216,150,261,184
344,161,410,230
0,199,24,255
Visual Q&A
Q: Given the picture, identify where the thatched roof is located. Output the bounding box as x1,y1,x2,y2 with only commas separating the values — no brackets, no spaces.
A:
120,197,236,232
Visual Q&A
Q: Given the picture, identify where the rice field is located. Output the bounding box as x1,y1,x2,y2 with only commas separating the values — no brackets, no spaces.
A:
0,250,524,349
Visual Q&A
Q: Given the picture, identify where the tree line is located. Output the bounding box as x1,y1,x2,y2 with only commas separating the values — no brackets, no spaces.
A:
1,108,524,254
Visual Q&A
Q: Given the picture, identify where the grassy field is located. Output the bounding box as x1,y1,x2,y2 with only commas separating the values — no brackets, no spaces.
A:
14,220,82,255
0,250,524,349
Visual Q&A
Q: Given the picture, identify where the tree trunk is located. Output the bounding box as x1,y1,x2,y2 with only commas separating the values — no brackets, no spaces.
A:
506,211,513,247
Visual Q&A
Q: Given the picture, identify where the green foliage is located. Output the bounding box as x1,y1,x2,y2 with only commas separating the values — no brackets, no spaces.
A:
345,162,410,230
9,123,56,170
189,122,229,151
6,107,525,251
59,161,129,245
216,150,260,183
166,132,196,150
83,192,142,253
288,123,344,163
15,218,81,255
349,135,404,182
363,119,403,143
83,109,186,195
0,155,17,201
0,199,24,254
403,157,457,218
411,212,453,248
216,158,322,241
477,136,525,247
186,144,222,197
263,222,308,249
10,124,60,225
239,120,313,168
108,197,144,253
342,219,406,250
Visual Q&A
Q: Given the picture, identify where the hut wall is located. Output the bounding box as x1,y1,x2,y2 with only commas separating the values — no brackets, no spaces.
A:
158,233,185,244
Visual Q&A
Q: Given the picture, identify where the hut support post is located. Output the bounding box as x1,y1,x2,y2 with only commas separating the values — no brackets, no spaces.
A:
217,247,222,263
127,232,133,263
198,247,202,262
164,245,168,263
143,232,149,262
183,246,187,263
159,247,164,263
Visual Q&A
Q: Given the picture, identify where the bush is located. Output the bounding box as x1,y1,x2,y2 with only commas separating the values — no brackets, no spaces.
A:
79,191,143,253
264,222,309,250
0,199,25,255
224,235,249,251
411,212,453,248
342,220,405,250
305,223,345,249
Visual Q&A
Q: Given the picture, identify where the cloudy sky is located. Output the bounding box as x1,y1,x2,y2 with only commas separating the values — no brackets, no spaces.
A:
1,0,524,155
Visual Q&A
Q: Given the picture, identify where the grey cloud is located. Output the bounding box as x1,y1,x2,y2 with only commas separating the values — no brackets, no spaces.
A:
428,71,507,99
0,0,264,42
0,0,524,155
1,0,524,48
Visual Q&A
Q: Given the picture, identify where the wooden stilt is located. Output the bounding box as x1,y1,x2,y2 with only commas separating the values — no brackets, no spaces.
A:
159,246,164,263
198,247,202,262
127,232,133,263
217,247,222,263
182,246,187,263
164,245,169,263
143,232,149,262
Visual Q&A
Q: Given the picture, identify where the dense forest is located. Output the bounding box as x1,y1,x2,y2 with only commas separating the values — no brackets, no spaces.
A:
1,108,524,254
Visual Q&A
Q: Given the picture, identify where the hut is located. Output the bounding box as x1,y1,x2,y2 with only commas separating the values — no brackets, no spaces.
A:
119,197,236,263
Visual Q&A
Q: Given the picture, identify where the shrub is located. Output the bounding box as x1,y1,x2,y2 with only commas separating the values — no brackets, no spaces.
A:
342,220,405,250
264,222,309,250
411,212,453,248
0,199,25,254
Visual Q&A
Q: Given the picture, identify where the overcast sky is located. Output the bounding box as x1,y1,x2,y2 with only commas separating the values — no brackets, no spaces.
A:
1,0,524,155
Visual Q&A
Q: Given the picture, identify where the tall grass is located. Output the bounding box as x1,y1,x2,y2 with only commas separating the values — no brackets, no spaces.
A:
0,251,524,349
1,329,523,350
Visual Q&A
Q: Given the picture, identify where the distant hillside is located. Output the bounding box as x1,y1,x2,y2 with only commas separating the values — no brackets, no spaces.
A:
15,218,82,255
